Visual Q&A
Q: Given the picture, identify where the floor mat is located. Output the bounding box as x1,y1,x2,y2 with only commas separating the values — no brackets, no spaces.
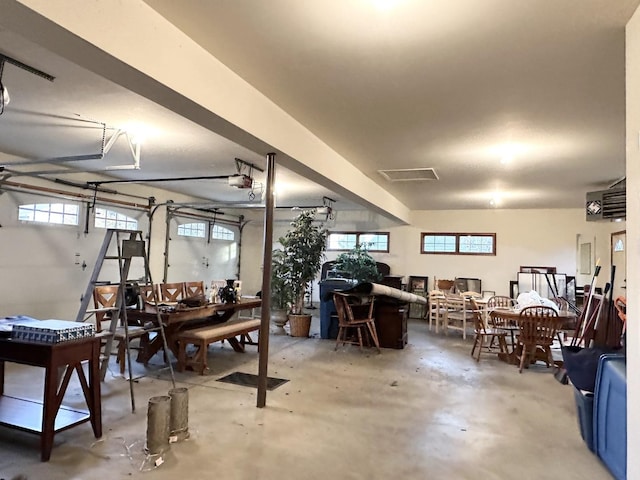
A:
216,371,289,390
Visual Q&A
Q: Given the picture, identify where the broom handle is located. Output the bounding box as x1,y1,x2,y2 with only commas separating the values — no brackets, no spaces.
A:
575,261,601,346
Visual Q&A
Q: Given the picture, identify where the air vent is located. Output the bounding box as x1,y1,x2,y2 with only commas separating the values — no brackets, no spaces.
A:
586,188,625,221
378,168,439,182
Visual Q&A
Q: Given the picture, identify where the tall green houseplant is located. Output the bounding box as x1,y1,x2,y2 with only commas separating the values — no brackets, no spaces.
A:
280,210,328,315
334,243,381,284
271,248,293,310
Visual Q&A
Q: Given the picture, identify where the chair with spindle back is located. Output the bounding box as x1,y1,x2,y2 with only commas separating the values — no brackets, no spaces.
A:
517,306,561,373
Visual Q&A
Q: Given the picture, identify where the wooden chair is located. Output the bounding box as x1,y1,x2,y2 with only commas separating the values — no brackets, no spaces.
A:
442,293,472,339
93,285,149,375
159,282,186,302
487,295,516,310
184,281,205,298
469,298,508,362
138,284,158,303
333,292,381,353
517,306,561,373
428,290,446,333
460,291,482,299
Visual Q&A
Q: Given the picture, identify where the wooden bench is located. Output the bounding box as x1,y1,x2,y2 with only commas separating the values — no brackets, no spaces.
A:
176,319,261,374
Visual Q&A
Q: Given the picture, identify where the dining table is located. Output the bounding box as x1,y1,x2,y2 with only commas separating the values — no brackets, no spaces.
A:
127,297,262,363
489,307,573,366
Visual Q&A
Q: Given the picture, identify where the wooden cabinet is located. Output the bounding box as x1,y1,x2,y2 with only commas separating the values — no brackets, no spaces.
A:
374,301,408,349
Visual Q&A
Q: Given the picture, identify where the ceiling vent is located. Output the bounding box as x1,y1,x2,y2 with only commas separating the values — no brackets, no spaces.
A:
378,168,439,182
586,187,625,221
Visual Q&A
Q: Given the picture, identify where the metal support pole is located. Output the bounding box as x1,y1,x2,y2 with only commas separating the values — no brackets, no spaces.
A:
257,153,276,408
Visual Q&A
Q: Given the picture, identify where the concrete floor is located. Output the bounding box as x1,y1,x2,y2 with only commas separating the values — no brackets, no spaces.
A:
0,317,612,480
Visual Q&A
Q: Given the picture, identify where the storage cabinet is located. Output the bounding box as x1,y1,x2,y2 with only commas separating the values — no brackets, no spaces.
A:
374,301,408,349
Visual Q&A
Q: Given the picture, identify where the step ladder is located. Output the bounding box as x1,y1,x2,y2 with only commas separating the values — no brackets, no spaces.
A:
75,229,175,412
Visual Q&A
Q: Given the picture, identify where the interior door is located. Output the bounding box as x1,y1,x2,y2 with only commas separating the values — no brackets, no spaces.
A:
610,230,626,300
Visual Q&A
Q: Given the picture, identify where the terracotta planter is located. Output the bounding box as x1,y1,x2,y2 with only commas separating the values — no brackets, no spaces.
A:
288,314,312,337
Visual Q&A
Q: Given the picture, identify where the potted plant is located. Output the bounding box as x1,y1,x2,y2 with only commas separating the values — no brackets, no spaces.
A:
333,243,382,284
280,210,328,337
270,248,293,328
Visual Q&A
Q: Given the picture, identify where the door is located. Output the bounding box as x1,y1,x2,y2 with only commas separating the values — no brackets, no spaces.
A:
610,230,626,301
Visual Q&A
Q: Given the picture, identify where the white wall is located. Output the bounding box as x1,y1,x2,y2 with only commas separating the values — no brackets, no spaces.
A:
626,6,640,478
238,207,620,305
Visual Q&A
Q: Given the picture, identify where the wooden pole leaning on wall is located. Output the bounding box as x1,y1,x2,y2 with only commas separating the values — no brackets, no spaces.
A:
257,152,276,408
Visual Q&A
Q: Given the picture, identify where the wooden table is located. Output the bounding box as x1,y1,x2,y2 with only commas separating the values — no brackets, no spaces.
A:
0,336,102,461
129,298,262,362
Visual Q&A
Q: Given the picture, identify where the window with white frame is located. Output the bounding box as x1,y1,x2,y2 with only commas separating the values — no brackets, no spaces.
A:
94,207,138,230
421,233,496,255
327,232,389,252
178,222,206,238
18,202,79,226
212,224,234,241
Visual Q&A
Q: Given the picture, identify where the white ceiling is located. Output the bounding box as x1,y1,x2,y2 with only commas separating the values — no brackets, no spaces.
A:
1,0,638,214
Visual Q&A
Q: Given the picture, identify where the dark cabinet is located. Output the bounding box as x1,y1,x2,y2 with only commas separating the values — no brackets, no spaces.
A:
374,301,408,349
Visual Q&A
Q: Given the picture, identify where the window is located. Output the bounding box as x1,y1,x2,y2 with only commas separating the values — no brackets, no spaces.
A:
178,222,206,238
94,208,138,230
18,203,79,225
327,232,389,252
212,225,234,241
421,233,496,255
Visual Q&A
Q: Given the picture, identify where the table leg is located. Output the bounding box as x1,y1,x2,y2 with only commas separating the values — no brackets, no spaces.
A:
89,341,102,438
226,336,245,353
41,362,58,462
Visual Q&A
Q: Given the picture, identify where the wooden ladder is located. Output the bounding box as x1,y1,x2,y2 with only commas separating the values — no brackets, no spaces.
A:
75,229,175,412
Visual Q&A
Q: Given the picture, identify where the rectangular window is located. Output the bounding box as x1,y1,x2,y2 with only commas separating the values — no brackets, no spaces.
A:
421,233,496,255
18,203,79,226
327,232,390,252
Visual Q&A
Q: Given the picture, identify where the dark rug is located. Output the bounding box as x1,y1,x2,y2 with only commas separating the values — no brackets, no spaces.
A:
216,371,289,390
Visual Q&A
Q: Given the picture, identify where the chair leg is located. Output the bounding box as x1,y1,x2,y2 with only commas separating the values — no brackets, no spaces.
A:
498,335,508,354
366,322,381,353
117,341,126,375
356,327,364,352
519,344,528,373
471,335,478,358
335,327,344,351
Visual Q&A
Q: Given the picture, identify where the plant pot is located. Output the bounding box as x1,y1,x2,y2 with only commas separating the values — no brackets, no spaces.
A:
271,309,289,328
288,314,312,337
